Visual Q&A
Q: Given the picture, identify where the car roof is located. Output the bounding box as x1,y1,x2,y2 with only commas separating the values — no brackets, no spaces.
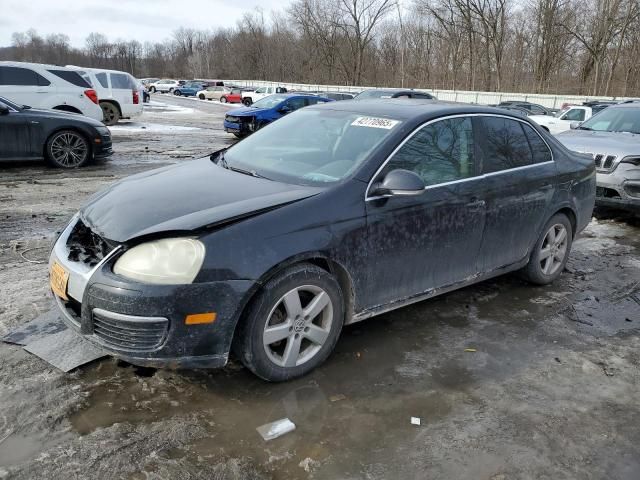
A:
0,60,79,71
307,99,537,121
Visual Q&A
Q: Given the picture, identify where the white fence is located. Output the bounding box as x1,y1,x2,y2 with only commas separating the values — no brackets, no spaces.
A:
224,79,633,109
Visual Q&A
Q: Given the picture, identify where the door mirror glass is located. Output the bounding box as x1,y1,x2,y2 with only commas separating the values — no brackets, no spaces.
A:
370,169,425,198
570,121,581,130
0,103,9,115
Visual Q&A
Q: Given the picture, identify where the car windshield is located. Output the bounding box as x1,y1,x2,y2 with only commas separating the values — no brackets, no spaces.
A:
355,89,399,100
579,107,640,134
222,108,401,186
252,95,289,109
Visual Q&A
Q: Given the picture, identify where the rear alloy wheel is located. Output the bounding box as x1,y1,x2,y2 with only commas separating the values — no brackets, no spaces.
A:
100,102,120,126
522,213,573,285
235,263,344,381
220,96,227,103
198,93,205,100
174,89,182,96
46,130,90,168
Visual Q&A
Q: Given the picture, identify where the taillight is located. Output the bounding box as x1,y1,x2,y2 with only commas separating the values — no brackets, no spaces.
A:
132,90,139,105
84,89,98,104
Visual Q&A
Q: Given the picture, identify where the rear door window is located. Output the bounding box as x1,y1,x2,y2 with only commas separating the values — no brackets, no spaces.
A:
95,72,109,88
522,124,553,164
382,117,476,186
47,70,92,88
480,116,534,173
111,73,134,89
0,66,50,86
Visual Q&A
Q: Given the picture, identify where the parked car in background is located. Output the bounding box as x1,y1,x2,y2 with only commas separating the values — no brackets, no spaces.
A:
224,93,332,137
48,101,594,380
354,88,436,100
173,81,207,97
530,105,608,135
496,101,554,116
69,67,143,126
139,78,159,87
148,79,180,93
318,92,356,101
557,103,640,213
496,105,532,116
197,86,233,102
0,61,103,121
242,86,288,106
0,96,112,168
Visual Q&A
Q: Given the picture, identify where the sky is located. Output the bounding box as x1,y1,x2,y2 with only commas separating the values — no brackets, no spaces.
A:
0,0,290,48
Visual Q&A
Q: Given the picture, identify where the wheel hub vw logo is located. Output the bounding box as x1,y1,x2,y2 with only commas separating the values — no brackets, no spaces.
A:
293,318,305,332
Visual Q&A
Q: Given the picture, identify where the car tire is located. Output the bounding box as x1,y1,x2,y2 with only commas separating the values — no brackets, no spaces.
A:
243,98,252,106
168,88,174,93
198,93,205,100
234,263,344,382
174,89,182,96
45,130,91,169
233,133,244,138
220,96,227,103
100,102,120,126
521,213,573,285
149,86,156,93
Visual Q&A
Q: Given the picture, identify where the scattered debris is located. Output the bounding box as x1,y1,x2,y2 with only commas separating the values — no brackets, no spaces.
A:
299,457,319,472
464,348,477,352
329,394,346,402
256,418,296,441
410,417,421,426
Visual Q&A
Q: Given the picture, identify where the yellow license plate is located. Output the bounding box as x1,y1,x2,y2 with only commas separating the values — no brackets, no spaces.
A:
50,261,69,300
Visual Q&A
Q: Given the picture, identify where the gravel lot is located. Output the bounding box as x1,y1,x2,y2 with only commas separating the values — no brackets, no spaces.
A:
1,95,639,479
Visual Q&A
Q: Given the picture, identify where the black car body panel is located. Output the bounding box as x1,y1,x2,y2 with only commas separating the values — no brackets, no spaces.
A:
50,100,595,368
0,98,112,161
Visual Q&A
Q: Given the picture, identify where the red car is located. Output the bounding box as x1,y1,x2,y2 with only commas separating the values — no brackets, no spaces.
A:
223,88,243,104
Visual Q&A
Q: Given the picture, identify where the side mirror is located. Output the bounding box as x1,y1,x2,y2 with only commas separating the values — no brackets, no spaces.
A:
279,105,292,114
369,169,425,198
0,104,9,115
570,121,581,130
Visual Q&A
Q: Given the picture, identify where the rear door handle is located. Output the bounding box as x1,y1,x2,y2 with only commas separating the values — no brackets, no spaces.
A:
466,199,485,210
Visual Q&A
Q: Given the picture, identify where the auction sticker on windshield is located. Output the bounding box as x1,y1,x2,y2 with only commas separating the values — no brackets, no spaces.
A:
351,117,400,129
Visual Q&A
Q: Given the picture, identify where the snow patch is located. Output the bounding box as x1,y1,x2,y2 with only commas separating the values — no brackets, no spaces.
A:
109,123,201,134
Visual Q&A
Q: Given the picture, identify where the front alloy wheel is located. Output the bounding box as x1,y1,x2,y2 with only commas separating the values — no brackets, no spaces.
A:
46,130,90,168
235,263,344,381
263,286,333,368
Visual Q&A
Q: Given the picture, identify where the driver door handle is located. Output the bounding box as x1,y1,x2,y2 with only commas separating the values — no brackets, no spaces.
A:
466,199,485,210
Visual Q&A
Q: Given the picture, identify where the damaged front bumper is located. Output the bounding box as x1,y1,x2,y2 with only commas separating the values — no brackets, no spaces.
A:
49,216,254,369
595,164,640,213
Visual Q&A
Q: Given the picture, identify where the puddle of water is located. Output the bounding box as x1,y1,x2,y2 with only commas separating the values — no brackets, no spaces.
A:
0,431,73,467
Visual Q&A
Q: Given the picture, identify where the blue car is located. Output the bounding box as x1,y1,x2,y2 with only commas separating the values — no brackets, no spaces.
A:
223,93,332,137
173,81,207,97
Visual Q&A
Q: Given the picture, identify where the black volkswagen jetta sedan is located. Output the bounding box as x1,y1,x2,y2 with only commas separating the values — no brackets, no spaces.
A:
49,100,595,381
0,96,112,168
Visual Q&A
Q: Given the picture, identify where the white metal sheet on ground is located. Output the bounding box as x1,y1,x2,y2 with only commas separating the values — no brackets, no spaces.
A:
24,328,106,372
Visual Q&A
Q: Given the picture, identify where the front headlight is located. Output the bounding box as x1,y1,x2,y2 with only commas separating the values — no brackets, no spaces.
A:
113,238,205,285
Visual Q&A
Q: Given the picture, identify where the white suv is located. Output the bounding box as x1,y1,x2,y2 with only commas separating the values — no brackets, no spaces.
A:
0,61,103,121
148,79,180,93
70,67,143,125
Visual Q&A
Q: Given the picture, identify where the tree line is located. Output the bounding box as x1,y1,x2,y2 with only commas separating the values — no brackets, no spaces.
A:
2,0,640,97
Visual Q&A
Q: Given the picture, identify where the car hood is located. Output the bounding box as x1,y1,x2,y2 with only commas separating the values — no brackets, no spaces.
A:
529,114,557,124
79,157,321,243
23,107,105,127
556,129,640,157
227,106,271,117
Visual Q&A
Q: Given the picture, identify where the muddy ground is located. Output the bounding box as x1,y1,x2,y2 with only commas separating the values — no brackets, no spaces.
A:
0,95,639,479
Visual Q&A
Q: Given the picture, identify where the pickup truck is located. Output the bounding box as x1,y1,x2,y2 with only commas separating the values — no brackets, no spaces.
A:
530,104,609,135
241,86,287,106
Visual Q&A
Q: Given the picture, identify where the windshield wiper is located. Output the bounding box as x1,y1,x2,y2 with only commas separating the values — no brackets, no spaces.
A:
214,151,267,179
227,165,267,179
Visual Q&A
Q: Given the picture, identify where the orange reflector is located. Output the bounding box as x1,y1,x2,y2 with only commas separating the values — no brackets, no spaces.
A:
185,312,217,325
94,138,102,143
